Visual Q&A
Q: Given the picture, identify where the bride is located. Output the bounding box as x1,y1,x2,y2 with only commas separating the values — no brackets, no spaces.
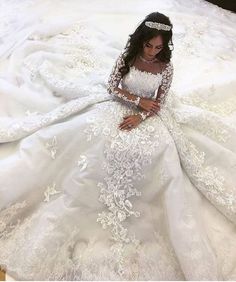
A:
0,11,236,281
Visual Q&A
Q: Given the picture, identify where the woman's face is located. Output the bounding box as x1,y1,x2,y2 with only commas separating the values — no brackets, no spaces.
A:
142,35,163,60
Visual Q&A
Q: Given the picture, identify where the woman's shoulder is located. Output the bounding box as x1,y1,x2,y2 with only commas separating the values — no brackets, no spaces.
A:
160,60,173,74
160,60,173,68
112,49,126,68
117,48,127,59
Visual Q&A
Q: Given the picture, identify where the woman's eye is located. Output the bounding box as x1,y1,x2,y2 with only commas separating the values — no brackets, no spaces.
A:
145,44,162,49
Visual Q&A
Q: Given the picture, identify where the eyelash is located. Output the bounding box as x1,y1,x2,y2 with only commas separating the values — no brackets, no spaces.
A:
145,44,163,50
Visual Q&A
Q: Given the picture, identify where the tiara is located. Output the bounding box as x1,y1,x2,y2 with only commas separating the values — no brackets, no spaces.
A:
145,21,171,31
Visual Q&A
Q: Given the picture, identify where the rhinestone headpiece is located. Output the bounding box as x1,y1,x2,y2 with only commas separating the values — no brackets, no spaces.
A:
145,21,171,31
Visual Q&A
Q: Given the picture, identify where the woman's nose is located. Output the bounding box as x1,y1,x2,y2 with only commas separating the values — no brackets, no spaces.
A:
149,52,156,56
150,48,156,55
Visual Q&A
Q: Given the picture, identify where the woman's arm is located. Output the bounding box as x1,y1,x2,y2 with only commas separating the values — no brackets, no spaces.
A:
107,51,141,106
156,61,174,107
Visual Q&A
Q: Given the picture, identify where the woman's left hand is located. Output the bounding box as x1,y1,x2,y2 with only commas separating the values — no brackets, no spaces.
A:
119,114,142,131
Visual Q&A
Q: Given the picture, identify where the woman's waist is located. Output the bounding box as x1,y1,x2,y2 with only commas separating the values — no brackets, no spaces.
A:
122,87,156,100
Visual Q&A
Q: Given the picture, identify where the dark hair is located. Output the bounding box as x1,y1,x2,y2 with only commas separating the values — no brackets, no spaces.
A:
120,12,174,77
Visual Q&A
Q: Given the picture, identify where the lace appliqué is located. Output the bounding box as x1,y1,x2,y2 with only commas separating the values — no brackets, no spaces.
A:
77,155,88,172
0,93,109,143
43,182,61,203
181,92,236,117
84,101,171,276
159,108,236,223
0,201,27,239
107,52,141,107
173,107,232,143
158,61,174,108
25,110,39,116
45,136,58,159
0,213,183,280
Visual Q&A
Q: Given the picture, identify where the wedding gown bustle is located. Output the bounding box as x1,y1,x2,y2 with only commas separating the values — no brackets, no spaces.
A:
0,18,236,281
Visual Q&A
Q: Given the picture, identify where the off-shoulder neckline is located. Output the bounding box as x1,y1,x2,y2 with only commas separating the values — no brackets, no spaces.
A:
130,65,163,77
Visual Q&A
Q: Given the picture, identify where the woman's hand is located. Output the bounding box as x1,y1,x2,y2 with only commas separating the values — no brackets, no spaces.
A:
119,114,142,131
139,97,160,114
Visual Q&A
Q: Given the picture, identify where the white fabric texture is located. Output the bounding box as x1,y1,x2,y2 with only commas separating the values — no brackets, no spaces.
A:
0,0,236,280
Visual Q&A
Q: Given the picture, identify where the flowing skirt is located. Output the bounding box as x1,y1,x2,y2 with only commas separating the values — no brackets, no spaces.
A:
0,88,236,280
1,8,236,280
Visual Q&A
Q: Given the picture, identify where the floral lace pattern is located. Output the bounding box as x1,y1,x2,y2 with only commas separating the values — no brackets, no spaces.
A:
84,101,172,276
77,155,88,172
159,107,236,223
107,51,173,110
0,206,184,280
173,105,233,143
43,182,61,203
0,7,236,280
1,51,236,280
86,61,236,277
0,201,27,240
45,136,58,159
0,92,109,143
181,92,236,117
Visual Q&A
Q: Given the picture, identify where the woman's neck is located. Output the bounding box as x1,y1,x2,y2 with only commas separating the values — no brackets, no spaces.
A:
139,53,159,64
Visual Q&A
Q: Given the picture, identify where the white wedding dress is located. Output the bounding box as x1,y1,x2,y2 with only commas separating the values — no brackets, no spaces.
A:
1,1,236,280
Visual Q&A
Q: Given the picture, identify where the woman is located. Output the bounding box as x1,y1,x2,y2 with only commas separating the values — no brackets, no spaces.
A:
0,11,236,281
107,12,173,130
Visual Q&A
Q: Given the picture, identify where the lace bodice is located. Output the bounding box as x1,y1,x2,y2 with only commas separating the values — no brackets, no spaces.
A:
121,66,162,99
107,51,174,114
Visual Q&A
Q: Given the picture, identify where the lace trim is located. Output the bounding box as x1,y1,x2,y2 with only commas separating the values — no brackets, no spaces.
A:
0,93,109,143
0,210,183,280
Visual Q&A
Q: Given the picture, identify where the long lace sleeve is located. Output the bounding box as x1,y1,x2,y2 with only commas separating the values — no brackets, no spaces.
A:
156,61,174,107
107,52,141,106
